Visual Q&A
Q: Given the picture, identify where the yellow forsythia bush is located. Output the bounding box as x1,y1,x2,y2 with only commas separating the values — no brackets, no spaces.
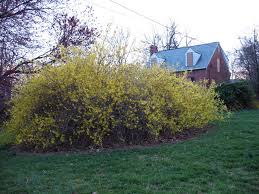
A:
6,55,226,151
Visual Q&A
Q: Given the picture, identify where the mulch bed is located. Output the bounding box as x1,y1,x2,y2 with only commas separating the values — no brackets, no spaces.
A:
12,125,215,155
103,125,214,150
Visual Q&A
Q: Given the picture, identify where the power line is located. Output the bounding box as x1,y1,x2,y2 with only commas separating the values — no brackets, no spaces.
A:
109,0,167,29
108,0,211,46
87,0,222,52
90,1,127,17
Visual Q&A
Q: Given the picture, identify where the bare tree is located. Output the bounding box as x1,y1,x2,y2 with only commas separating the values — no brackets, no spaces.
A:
0,0,99,82
235,29,259,97
54,14,97,48
0,0,58,113
163,21,182,50
92,24,136,66
51,12,99,59
143,31,162,50
143,20,186,51
0,0,99,116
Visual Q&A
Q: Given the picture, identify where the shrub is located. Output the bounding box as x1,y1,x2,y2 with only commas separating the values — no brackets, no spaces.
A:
6,55,226,151
0,129,16,150
216,81,255,110
252,99,259,109
0,99,10,131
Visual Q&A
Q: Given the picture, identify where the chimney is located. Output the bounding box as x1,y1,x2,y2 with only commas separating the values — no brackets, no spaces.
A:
150,45,158,56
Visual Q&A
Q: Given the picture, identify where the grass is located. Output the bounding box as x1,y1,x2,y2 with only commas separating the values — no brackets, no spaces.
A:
0,110,259,194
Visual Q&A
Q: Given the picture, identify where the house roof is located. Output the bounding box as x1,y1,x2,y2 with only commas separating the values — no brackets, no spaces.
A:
151,42,227,72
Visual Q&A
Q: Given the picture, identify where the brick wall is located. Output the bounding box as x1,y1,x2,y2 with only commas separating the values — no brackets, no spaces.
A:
187,69,207,81
206,46,230,84
183,46,230,83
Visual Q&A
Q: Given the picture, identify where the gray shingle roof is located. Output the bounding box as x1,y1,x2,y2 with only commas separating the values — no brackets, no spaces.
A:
152,42,226,72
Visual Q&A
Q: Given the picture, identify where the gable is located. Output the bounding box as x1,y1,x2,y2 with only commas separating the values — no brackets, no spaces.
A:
185,48,201,66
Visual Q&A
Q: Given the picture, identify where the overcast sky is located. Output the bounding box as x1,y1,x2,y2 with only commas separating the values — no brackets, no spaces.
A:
72,0,259,54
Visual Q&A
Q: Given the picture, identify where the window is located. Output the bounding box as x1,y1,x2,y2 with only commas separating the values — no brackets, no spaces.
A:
187,52,193,66
217,58,220,72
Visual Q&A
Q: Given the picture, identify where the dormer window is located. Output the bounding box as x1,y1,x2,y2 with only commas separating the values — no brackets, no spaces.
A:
187,52,193,66
185,48,201,67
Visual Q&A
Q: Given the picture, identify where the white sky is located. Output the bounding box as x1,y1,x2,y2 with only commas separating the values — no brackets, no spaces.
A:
72,0,259,54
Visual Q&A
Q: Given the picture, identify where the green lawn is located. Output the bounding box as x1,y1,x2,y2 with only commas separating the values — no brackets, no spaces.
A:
1,110,259,194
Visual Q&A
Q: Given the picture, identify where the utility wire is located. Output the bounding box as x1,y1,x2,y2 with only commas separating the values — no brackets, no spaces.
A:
109,0,168,29
108,0,211,46
88,0,223,52
90,1,127,17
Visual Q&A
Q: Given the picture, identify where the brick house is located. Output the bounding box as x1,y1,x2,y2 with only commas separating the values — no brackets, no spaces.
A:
148,42,230,84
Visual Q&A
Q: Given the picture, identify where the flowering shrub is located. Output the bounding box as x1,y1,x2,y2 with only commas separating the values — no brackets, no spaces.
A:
6,56,226,151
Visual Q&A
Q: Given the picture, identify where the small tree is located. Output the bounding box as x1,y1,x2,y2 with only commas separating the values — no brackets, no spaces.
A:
92,24,137,66
143,20,192,51
0,0,99,87
163,21,181,50
0,0,56,85
0,0,58,118
0,0,99,123
235,29,259,97
51,12,98,59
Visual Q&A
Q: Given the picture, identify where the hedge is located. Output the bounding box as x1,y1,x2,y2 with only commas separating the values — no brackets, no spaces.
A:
216,81,255,110
5,55,226,151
